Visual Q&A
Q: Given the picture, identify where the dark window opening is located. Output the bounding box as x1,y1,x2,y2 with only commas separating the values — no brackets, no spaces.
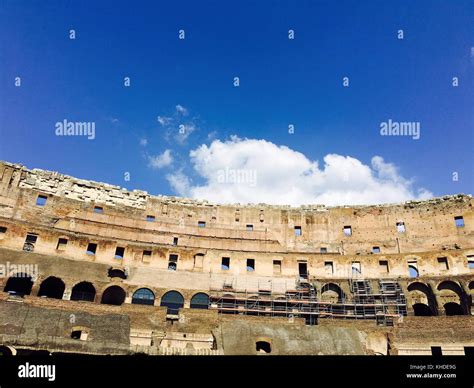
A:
221,257,230,270
4,274,33,296
160,291,184,315
146,215,155,222
0,226,7,234
351,261,361,275
372,246,381,254
71,330,83,340
444,302,463,316
256,341,271,354
246,224,253,231
246,259,255,272
23,233,38,252
38,276,65,299
100,286,126,305
413,303,432,316
469,260,474,270
93,206,104,214
294,226,302,236
36,195,47,207
132,288,155,306
379,260,389,273
86,243,97,255
168,254,178,271
343,226,352,236
273,260,281,274
173,237,178,246
143,250,152,261
114,246,125,259
431,346,442,356
108,268,127,279
437,257,449,270
454,216,464,228
56,238,68,250
325,261,334,275
71,282,96,302
396,222,406,233
320,247,327,253
298,262,308,278
197,221,206,228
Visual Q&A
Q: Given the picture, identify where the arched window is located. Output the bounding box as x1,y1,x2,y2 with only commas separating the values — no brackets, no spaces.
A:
100,285,126,306
132,288,155,306
160,291,184,314
71,282,96,302
3,273,33,296
407,282,437,316
321,283,345,303
408,266,419,278
38,276,65,299
437,281,466,315
190,293,209,309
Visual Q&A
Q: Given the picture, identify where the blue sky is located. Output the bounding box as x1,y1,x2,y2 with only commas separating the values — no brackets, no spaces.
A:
0,0,473,205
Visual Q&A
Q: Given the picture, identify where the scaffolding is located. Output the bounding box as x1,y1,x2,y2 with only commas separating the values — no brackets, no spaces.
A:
209,276,407,326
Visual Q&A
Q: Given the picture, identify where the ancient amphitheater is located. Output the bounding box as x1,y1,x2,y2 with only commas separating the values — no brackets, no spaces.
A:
0,160,472,356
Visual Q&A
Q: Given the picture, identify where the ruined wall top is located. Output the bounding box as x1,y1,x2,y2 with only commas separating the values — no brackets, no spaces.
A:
1,160,471,211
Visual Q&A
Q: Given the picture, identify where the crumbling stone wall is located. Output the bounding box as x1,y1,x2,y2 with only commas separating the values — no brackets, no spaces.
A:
0,161,472,355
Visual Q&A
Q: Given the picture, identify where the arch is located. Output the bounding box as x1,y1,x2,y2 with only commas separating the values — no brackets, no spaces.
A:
160,290,184,314
407,282,429,293
3,273,33,296
100,285,126,306
437,280,463,294
444,302,463,316
321,283,345,302
437,280,466,315
256,341,271,354
108,268,127,279
0,345,15,356
71,282,96,302
407,282,437,316
412,303,432,316
132,288,155,306
190,293,209,309
37,276,65,299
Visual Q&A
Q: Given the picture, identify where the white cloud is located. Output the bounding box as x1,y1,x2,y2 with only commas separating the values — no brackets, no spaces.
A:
157,116,172,126
139,138,148,146
148,149,173,169
166,137,433,206
167,169,191,195
175,104,188,116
